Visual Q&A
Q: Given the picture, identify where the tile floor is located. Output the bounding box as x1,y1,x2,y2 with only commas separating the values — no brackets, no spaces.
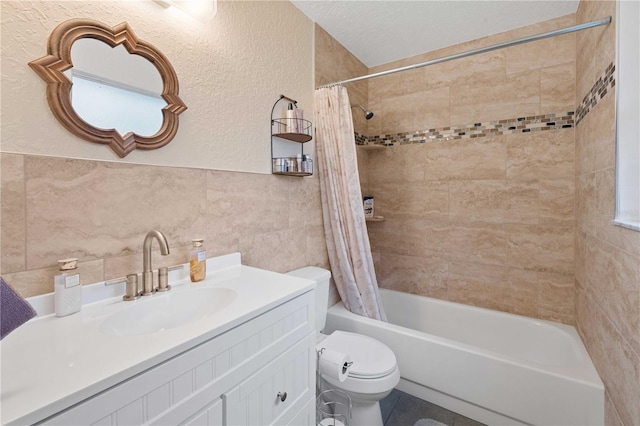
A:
380,389,486,426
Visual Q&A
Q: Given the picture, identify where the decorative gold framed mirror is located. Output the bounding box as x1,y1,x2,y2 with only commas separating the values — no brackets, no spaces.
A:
29,19,187,158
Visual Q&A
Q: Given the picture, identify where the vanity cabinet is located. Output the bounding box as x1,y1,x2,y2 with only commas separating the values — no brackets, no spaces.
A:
39,292,315,426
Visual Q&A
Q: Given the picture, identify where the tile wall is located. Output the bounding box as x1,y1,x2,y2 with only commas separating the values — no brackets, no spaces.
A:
0,154,329,297
574,1,640,424
314,25,369,136
366,14,577,136
359,14,579,324
366,128,576,323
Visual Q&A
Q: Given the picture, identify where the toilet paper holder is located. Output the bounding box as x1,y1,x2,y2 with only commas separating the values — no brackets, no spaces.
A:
316,348,353,381
318,347,353,370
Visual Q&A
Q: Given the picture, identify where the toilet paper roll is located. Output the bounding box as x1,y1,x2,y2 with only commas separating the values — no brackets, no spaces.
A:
318,349,352,383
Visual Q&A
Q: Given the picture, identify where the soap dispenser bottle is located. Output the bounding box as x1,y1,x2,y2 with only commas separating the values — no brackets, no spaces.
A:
54,258,82,317
190,239,206,282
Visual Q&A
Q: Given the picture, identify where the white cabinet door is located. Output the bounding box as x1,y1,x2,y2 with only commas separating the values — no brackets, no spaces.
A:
224,334,316,426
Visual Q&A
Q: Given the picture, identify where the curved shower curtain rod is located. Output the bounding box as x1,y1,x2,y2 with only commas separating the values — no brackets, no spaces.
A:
319,16,612,88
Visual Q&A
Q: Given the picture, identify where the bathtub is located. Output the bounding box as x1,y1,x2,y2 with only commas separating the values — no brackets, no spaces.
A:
324,289,604,426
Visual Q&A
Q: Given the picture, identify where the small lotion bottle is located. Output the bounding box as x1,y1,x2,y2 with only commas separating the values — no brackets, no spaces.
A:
285,103,297,133
190,239,206,282
54,258,82,317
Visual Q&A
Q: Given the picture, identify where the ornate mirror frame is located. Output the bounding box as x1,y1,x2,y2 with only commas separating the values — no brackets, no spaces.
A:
29,19,187,158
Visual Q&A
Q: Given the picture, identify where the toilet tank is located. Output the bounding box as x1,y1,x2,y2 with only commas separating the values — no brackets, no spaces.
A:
286,267,332,333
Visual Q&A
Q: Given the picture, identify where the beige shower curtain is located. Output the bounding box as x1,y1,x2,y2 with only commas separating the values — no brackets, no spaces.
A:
314,85,387,321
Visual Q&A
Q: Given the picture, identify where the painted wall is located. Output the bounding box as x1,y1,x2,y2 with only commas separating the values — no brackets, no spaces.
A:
1,0,313,173
0,1,329,297
358,15,578,324
574,1,640,424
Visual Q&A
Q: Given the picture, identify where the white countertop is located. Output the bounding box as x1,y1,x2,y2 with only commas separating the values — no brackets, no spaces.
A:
0,253,315,425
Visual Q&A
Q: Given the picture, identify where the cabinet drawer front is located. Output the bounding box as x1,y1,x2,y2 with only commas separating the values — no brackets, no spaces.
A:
40,292,313,426
224,334,316,426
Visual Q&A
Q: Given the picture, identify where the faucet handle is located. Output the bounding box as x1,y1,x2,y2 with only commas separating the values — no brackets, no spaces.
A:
123,274,141,301
105,274,141,301
105,276,126,287
157,267,171,292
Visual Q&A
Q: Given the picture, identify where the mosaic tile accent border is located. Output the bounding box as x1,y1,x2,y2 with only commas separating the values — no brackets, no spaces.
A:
575,62,615,126
355,111,575,147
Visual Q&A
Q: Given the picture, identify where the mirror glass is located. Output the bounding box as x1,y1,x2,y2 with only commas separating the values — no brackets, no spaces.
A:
65,39,166,137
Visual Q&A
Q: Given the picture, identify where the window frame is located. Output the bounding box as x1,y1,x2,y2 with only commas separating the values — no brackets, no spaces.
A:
614,0,640,232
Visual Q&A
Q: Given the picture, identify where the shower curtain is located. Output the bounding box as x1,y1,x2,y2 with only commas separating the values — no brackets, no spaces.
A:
314,85,387,321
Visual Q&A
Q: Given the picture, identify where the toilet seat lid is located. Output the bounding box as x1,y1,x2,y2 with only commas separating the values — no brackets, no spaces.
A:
318,331,397,379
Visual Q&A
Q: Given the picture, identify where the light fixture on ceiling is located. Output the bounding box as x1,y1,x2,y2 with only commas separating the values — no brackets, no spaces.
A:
153,0,217,21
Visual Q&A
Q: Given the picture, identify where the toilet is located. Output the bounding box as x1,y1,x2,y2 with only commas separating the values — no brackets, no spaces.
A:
287,267,400,426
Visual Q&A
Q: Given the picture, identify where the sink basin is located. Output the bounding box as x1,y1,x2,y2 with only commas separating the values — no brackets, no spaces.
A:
100,287,237,336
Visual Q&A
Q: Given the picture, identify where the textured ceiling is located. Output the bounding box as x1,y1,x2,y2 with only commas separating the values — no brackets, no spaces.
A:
291,0,580,67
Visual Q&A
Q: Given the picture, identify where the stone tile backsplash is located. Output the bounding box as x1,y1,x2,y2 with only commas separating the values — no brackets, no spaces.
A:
0,154,330,297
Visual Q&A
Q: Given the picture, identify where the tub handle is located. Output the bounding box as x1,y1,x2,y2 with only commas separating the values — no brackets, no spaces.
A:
277,391,287,402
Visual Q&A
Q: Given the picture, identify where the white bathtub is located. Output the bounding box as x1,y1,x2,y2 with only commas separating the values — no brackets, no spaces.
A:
324,289,604,426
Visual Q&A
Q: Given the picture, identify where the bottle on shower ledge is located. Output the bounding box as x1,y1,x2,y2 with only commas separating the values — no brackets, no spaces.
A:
363,196,374,218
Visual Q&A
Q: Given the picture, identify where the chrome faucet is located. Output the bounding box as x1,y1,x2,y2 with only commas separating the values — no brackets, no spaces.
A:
142,230,170,296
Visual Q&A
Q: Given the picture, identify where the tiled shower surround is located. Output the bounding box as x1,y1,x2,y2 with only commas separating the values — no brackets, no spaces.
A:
335,13,583,326
336,3,639,420
574,1,640,424
575,62,615,125
353,65,616,326
315,2,639,422
362,126,577,324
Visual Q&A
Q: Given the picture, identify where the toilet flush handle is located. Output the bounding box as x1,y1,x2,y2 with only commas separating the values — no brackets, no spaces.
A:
277,391,287,402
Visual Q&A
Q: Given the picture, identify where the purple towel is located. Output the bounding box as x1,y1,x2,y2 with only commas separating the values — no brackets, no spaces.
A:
1,277,37,340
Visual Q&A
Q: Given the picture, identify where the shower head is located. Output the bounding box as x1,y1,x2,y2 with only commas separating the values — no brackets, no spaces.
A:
351,104,374,120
